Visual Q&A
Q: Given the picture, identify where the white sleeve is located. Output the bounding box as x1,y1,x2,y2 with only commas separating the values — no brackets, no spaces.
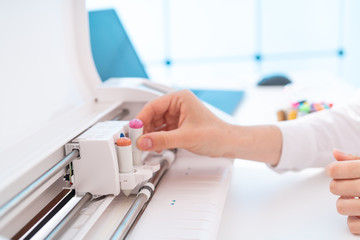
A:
271,94,360,172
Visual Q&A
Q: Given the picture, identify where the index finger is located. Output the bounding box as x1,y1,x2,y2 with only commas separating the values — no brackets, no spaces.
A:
326,160,360,179
136,92,180,132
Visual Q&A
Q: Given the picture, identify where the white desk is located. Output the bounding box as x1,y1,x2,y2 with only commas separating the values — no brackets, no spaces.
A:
218,81,359,239
218,160,356,239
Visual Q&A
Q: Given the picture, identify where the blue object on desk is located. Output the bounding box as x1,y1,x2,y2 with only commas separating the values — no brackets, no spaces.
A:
88,9,148,81
88,9,244,115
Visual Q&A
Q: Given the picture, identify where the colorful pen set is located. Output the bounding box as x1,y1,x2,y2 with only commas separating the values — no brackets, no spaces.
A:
278,100,333,121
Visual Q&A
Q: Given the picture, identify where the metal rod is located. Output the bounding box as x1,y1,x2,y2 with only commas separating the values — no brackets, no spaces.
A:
13,189,72,240
0,150,80,219
45,192,92,240
111,109,130,121
111,194,148,240
22,190,75,240
150,160,169,187
111,159,171,240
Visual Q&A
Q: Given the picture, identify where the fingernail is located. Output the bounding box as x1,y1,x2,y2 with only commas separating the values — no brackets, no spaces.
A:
334,149,360,159
334,149,347,156
138,137,153,150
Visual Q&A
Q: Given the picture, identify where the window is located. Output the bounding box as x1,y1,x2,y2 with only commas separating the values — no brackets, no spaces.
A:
87,0,360,87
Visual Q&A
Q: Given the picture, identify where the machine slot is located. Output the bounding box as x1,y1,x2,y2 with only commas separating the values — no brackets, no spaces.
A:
111,108,130,121
12,189,71,239
45,192,92,239
15,189,75,240
0,150,79,220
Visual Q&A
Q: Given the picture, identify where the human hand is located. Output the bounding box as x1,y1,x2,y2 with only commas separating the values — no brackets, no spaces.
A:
327,149,360,235
135,90,230,157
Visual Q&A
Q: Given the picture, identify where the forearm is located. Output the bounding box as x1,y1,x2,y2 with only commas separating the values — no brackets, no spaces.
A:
222,123,282,165
220,94,360,170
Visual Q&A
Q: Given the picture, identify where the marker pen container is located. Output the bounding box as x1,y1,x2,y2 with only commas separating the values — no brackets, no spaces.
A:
115,137,133,173
129,119,143,166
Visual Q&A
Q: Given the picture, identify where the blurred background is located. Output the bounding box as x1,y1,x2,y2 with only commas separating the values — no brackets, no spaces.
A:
86,0,359,90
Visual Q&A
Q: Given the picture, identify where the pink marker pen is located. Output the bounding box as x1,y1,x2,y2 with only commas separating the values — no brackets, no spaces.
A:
129,119,144,166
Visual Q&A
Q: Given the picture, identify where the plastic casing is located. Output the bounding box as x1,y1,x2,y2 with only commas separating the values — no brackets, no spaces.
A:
0,0,160,208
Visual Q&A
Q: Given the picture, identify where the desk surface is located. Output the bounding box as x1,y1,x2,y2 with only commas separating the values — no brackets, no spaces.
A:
218,160,357,239
218,81,359,239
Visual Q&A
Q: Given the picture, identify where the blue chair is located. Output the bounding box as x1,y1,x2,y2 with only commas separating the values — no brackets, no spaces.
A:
88,9,244,115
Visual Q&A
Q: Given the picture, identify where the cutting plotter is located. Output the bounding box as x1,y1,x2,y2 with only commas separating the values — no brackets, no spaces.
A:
0,1,233,239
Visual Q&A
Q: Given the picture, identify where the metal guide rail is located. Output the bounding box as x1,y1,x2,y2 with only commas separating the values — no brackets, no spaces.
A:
0,115,176,240
0,150,80,220
0,108,130,223
111,156,172,240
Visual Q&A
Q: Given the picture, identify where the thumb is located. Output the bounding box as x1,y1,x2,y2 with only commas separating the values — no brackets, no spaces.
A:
333,149,360,161
137,130,184,151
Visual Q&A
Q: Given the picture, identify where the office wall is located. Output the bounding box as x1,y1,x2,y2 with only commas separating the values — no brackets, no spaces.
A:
86,0,359,88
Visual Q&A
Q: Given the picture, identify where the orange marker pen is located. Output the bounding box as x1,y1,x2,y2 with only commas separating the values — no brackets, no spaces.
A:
116,137,133,173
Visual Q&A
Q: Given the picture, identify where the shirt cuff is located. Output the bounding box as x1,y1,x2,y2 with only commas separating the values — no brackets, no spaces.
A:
269,119,318,173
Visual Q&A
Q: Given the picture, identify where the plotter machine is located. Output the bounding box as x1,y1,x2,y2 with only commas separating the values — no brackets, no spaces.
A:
0,1,233,239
